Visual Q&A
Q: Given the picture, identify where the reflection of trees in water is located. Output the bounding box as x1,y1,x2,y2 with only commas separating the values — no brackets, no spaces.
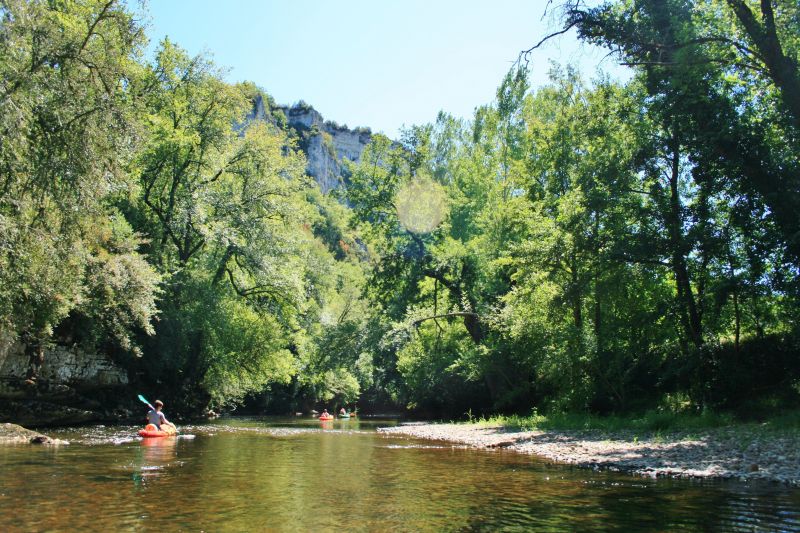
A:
3,424,800,530
590,477,800,531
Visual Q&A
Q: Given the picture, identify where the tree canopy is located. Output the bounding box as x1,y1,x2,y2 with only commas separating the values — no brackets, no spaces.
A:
2,0,798,418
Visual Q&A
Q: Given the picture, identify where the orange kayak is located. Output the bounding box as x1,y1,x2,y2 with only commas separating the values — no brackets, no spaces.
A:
138,423,178,438
319,415,334,421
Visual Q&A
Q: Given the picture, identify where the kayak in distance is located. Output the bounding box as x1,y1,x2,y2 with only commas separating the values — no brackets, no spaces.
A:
318,415,334,421
138,423,178,438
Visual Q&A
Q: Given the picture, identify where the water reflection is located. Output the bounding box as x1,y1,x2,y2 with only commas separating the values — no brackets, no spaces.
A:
1,418,798,531
132,437,178,487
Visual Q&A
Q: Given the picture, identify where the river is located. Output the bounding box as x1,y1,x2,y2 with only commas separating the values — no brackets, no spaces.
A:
1,417,799,531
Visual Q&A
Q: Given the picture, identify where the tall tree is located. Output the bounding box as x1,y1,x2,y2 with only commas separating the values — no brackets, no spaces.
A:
0,0,159,381
563,0,800,266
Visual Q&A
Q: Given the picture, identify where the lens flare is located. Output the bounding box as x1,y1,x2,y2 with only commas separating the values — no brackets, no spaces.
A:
395,178,448,234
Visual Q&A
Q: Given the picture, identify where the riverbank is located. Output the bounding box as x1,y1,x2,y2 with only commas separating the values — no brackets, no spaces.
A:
378,422,800,485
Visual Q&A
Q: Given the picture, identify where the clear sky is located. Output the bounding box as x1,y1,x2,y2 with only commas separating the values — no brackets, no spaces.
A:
140,1,627,137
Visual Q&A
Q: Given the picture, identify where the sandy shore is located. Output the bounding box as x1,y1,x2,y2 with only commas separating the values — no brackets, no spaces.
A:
379,423,800,485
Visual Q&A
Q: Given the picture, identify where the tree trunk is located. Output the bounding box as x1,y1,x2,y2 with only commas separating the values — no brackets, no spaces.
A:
733,289,741,352
212,245,234,286
593,211,602,348
422,267,484,344
726,0,800,129
570,250,583,331
666,140,703,349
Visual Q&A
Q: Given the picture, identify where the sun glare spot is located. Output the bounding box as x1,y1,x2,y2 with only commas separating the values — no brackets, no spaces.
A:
395,178,448,234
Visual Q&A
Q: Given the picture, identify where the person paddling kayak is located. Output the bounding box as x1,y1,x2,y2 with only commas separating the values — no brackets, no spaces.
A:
146,400,175,431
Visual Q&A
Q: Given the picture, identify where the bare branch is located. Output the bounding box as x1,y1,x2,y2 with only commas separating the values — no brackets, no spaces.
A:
412,312,480,327
518,21,581,68
78,0,115,56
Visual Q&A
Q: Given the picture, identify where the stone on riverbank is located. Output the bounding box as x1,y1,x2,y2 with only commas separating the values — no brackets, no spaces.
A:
378,423,800,486
0,423,69,445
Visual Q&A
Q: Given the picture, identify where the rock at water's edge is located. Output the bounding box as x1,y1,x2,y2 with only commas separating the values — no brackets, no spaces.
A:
0,422,69,445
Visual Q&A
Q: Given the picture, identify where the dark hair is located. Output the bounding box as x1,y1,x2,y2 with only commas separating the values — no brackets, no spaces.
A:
154,400,164,408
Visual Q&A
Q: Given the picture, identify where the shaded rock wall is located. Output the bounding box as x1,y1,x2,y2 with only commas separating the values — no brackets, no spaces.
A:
0,339,132,425
0,342,128,397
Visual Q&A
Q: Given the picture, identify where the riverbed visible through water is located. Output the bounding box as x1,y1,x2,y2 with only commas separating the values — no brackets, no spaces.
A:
1,417,799,531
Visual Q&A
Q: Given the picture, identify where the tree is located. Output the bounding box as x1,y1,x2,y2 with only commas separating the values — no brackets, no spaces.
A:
563,0,800,266
0,0,158,382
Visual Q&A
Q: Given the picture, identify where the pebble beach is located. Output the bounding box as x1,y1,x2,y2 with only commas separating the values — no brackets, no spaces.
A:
379,423,800,485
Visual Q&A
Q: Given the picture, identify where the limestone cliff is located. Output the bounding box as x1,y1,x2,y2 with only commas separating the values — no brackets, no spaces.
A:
0,337,132,425
250,95,372,193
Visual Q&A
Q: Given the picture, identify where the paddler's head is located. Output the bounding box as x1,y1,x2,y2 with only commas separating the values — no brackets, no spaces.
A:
154,400,163,411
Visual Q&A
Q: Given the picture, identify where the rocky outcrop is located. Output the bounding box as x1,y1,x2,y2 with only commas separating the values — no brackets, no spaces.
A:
250,95,372,193
0,422,68,445
0,341,128,396
0,339,131,426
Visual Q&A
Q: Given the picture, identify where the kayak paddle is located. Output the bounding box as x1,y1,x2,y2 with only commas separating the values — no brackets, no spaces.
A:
136,394,176,431
137,394,154,410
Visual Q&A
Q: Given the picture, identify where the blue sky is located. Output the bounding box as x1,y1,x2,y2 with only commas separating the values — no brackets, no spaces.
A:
140,1,628,137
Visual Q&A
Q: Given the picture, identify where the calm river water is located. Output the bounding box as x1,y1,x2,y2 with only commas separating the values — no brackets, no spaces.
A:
1,417,799,531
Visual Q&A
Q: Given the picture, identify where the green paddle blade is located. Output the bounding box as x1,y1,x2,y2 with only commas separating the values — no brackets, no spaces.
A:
137,395,153,409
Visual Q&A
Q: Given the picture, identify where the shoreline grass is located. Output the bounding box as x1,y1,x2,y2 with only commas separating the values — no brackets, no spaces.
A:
461,409,800,435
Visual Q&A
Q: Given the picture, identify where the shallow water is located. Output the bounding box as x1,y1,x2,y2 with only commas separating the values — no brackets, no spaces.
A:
1,417,799,531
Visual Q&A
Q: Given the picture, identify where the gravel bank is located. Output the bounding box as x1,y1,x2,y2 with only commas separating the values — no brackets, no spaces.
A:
378,423,800,485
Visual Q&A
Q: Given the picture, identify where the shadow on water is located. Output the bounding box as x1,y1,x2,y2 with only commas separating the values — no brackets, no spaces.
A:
0,417,798,531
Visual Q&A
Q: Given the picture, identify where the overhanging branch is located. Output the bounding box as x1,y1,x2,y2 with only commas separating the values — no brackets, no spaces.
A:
412,312,480,327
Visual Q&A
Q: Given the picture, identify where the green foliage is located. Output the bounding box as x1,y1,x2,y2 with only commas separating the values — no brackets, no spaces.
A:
0,0,157,360
3,0,799,421
201,297,294,407
471,409,736,434
346,39,800,417
396,320,488,411
78,214,161,356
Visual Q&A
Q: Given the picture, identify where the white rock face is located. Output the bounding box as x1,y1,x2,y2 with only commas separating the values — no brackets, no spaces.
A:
254,96,372,193
302,127,372,193
0,341,128,397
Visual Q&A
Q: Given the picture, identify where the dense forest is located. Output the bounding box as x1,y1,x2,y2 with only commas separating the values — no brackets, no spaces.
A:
1,0,799,420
